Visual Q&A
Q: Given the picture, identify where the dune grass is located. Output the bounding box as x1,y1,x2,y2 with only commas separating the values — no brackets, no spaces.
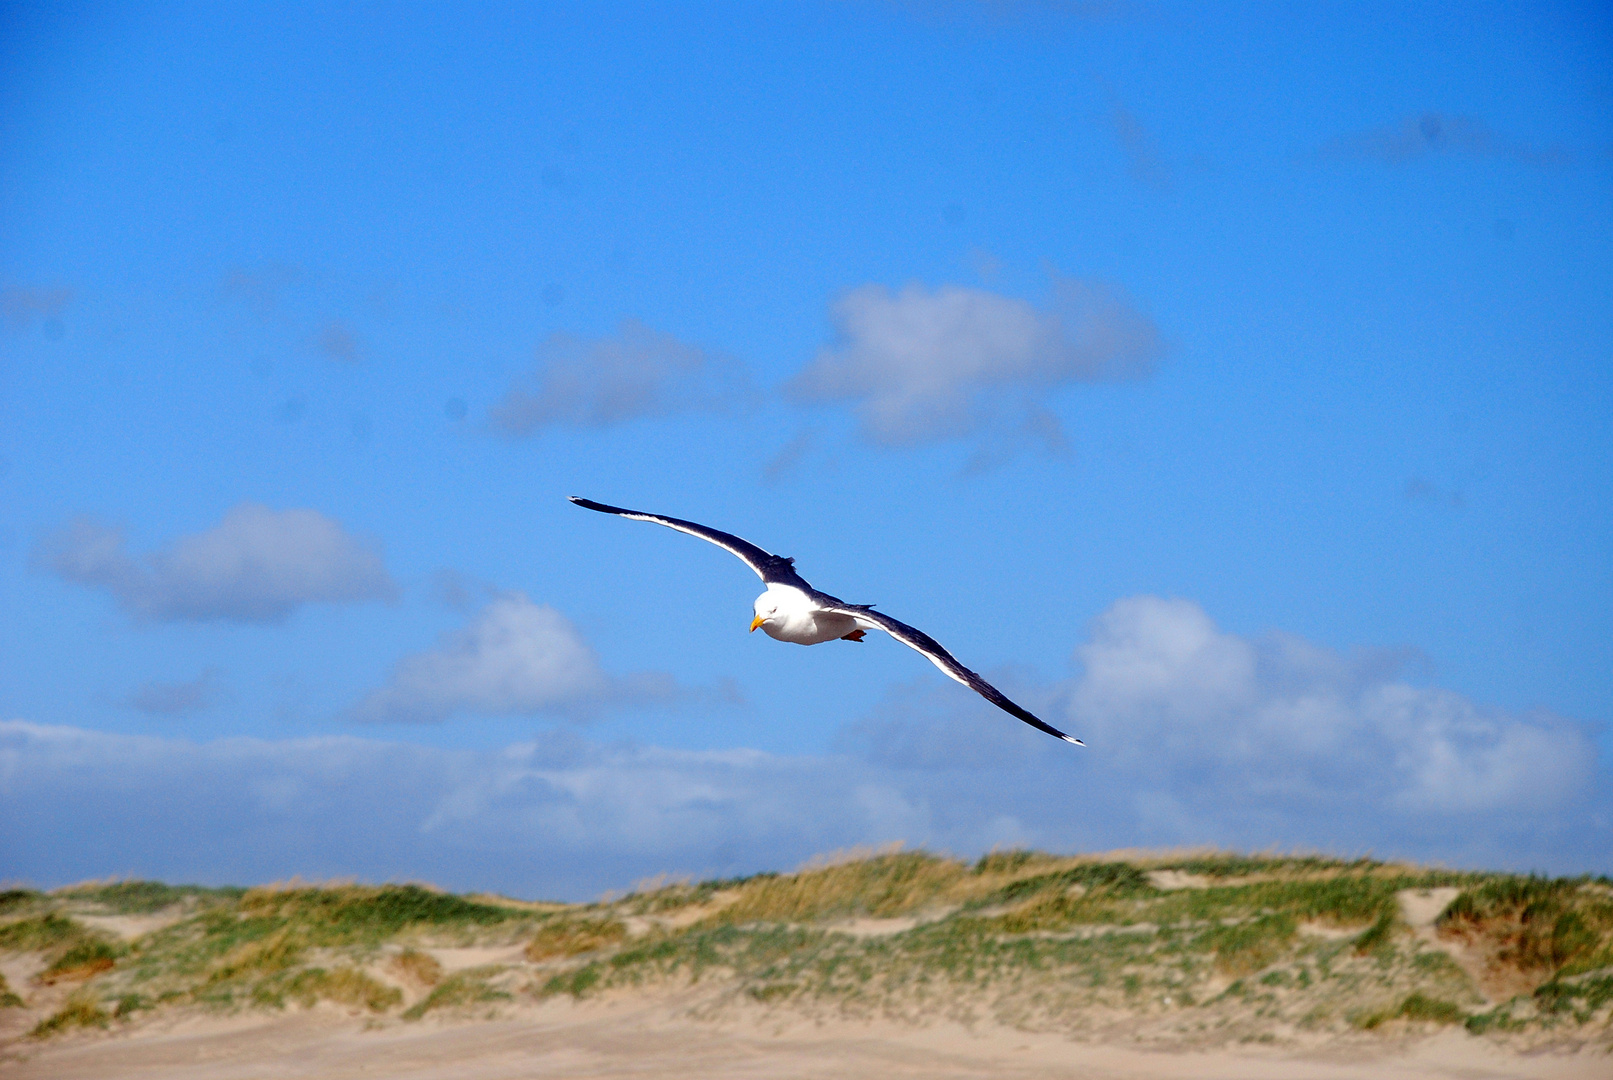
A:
1356,991,1467,1029
0,912,125,986
266,966,402,1012
0,970,24,1008
695,851,968,925
28,993,109,1038
402,968,512,1020
51,881,242,914
525,916,628,960
1437,875,1613,978
390,947,444,986
3,852,1609,1046
40,937,123,982
232,884,517,941
0,889,42,917
0,912,87,952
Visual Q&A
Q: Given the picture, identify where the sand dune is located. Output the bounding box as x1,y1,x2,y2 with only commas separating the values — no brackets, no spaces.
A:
5,854,1609,1077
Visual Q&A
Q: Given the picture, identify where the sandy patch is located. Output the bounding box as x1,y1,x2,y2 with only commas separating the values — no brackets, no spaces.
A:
826,916,922,937
0,954,45,996
659,889,742,929
2,996,1606,1080
424,945,530,973
1148,871,1213,891
1398,889,1461,929
1393,888,1524,1004
73,912,187,941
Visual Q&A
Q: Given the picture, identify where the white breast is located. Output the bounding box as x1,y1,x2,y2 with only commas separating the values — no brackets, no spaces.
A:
756,584,857,646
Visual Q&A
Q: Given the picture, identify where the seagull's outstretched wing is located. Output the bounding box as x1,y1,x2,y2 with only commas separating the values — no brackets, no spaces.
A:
568,497,812,590
820,603,1085,745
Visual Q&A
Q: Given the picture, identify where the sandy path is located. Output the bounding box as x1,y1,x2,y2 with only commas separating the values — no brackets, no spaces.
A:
4,998,1605,1080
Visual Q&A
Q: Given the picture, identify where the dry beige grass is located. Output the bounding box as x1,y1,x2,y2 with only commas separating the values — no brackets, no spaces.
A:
524,918,628,961
699,851,969,925
388,948,442,987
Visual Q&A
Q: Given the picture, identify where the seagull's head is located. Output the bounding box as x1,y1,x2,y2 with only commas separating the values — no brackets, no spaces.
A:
750,595,780,633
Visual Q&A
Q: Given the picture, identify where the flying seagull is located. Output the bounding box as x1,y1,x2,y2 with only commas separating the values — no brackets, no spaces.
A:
569,497,1083,745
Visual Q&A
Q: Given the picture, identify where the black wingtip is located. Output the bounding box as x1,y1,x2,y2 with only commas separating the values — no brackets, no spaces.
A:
1024,712,1084,746
1015,709,1085,746
569,496,618,514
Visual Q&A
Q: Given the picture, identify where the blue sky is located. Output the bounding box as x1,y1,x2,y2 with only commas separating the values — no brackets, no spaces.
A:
2,2,1610,899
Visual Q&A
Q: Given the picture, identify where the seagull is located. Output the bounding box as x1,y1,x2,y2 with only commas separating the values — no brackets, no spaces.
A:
569,497,1083,745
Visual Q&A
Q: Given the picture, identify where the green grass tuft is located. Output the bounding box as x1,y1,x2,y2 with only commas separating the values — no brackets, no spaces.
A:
1358,991,1467,1029
0,912,86,952
29,994,110,1038
1532,972,1613,1020
539,962,604,999
1353,911,1397,956
402,970,512,1019
971,850,1043,876
1198,913,1298,976
0,888,41,915
42,937,123,981
1439,875,1613,977
113,993,149,1017
0,969,24,1007
235,884,515,942
985,862,1156,907
282,967,402,1012
54,881,242,914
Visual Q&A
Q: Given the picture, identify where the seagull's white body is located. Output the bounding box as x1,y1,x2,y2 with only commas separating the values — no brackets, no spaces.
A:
754,583,864,645
568,496,1083,745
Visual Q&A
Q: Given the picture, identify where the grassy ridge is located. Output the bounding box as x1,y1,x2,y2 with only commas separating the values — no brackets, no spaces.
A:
3,852,1610,1047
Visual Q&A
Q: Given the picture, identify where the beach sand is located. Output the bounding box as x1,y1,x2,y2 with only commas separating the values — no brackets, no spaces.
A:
4,992,1605,1080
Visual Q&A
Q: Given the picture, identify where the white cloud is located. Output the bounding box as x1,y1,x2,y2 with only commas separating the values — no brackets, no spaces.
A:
1063,596,1593,814
32,503,397,623
350,593,676,723
845,597,1602,866
490,318,754,434
787,277,1161,448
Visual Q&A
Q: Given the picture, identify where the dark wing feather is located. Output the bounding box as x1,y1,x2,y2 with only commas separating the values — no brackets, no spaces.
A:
820,604,1084,745
568,497,812,589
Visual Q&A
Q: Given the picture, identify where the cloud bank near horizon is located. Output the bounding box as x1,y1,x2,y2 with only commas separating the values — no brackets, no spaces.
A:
4,597,1602,900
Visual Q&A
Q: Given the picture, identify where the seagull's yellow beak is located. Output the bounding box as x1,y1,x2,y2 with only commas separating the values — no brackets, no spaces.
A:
749,615,766,633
